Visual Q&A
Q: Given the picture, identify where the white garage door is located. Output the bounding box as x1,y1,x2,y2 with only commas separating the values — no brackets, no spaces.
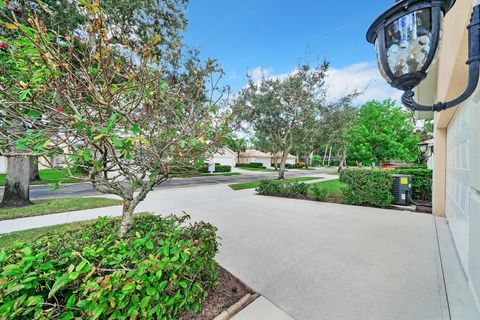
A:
446,104,471,273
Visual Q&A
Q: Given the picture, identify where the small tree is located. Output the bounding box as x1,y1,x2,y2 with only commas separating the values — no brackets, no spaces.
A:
235,62,329,179
227,137,247,164
345,100,419,166
0,2,228,235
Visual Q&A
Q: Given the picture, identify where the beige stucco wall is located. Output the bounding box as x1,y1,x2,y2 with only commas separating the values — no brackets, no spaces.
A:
417,0,480,313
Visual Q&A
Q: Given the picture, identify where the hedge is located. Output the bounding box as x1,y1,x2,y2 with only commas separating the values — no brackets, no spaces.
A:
256,180,308,198
340,168,394,208
396,168,432,201
0,215,218,319
199,164,232,173
248,162,265,168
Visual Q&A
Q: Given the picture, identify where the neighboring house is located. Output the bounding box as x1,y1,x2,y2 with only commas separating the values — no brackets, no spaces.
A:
208,147,237,167
0,156,6,174
238,149,296,168
415,0,480,314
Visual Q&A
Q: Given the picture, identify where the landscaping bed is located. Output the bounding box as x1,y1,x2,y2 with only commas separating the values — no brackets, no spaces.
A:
0,214,254,319
178,266,253,320
229,176,321,190
0,197,122,220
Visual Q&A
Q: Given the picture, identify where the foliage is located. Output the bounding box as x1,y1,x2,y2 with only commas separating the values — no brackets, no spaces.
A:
0,197,122,220
226,137,247,161
308,179,345,202
0,2,228,234
256,180,309,198
229,176,319,190
340,168,394,208
0,215,219,319
198,165,231,173
234,60,329,179
345,100,420,165
396,168,432,201
310,184,328,201
247,162,265,168
311,155,322,165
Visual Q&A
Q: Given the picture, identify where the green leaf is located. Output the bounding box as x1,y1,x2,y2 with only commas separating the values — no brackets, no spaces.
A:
91,303,106,320
0,0,4,8
139,296,151,309
112,137,123,148
122,282,136,293
83,148,91,162
146,287,156,296
48,276,71,298
145,241,154,250
132,123,140,134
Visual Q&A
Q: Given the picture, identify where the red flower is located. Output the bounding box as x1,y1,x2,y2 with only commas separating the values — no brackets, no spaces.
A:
74,35,81,40
0,41,8,49
56,106,65,112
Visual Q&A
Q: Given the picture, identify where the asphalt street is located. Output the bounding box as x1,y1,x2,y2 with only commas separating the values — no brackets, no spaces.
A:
0,168,334,200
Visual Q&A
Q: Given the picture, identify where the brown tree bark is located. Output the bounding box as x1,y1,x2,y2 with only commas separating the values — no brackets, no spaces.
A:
29,156,41,181
278,148,291,180
0,156,32,208
118,199,134,237
327,146,332,166
322,145,328,166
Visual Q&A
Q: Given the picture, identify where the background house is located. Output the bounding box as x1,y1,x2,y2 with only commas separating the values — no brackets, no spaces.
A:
415,0,480,315
208,147,237,167
238,149,296,168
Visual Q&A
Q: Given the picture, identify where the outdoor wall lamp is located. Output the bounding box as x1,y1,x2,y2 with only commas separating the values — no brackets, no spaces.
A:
418,141,434,157
367,0,480,112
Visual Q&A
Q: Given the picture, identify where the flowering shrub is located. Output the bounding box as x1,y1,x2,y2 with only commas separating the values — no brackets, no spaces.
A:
0,215,219,319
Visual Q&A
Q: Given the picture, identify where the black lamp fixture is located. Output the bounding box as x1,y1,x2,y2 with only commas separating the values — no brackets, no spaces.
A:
418,141,434,157
367,0,480,112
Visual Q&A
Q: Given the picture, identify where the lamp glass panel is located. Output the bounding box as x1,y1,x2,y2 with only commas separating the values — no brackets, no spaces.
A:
385,9,435,77
419,143,428,153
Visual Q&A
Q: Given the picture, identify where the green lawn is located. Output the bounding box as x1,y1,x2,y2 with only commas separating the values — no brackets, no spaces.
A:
0,168,82,186
229,176,322,190
308,179,345,201
0,220,89,249
0,197,122,221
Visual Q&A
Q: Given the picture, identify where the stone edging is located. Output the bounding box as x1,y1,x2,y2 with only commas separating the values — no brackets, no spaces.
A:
213,293,260,320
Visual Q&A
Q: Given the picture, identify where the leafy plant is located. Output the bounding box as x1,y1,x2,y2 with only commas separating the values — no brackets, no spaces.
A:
256,180,309,198
310,184,328,201
340,168,394,208
0,215,219,319
198,165,232,173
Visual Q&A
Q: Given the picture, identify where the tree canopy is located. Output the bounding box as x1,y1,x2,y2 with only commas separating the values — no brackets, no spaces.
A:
345,100,420,165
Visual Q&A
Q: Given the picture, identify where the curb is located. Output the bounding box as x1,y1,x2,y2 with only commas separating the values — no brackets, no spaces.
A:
213,293,260,320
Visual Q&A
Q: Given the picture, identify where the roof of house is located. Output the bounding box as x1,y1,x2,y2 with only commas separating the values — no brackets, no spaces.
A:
213,147,237,158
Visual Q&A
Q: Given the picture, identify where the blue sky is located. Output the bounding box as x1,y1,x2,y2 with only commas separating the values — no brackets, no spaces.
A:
183,0,402,103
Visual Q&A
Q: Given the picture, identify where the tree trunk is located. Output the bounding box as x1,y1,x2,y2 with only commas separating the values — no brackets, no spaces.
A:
338,147,347,172
327,146,332,166
278,149,290,180
29,156,41,181
322,146,328,166
0,156,32,208
118,199,135,237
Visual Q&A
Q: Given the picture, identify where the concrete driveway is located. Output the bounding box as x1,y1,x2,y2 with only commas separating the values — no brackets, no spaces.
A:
2,181,474,319
135,184,451,320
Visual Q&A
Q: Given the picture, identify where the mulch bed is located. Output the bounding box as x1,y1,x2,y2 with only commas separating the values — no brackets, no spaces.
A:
178,266,253,320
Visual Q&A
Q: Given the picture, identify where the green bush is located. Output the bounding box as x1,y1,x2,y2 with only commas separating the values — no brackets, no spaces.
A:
0,215,218,319
248,162,264,168
198,164,232,173
312,155,322,165
256,180,308,198
397,168,432,201
310,184,328,201
329,160,340,166
340,168,394,208
235,163,249,168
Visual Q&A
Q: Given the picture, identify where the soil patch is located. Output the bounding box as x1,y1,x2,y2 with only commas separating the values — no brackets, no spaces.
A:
178,265,253,320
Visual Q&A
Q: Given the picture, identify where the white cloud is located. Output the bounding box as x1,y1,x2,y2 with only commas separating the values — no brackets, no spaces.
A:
246,61,402,104
248,67,273,82
326,62,402,104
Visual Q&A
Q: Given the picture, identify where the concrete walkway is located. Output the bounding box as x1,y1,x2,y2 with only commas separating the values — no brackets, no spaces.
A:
0,181,474,319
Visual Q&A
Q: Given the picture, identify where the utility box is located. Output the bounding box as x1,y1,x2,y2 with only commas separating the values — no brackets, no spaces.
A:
392,174,412,206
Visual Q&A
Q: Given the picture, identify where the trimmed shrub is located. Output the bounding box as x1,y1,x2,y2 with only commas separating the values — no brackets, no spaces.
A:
397,168,432,201
235,163,249,168
329,160,340,166
256,180,308,198
310,184,328,201
0,215,219,319
248,162,264,168
340,168,394,208
199,164,232,173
